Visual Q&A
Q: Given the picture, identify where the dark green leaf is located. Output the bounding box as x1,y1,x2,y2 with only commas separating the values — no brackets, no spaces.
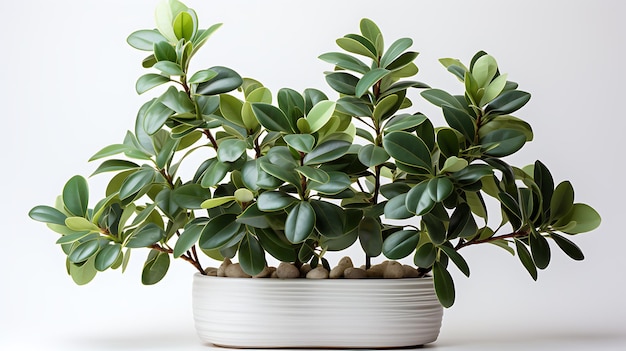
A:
383,131,431,171
259,161,300,186
296,166,329,184
481,129,526,157
285,201,315,244
311,200,345,238
303,140,351,165
433,261,456,308
382,230,419,260
357,144,389,167
200,159,229,187
126,223,164,248
142,249,170,285
144,101,174,135
119,168,155,201
284,134,315,153
257,191,297,212
29,205,67,226
550,233,584,260
414,243,436,268
383,194,413,219
195,66,243,95
405,180,435,216
171,183,210,209
307,171,351,195
251,103,294,133
236,203,271,229
386,51,419,71
442,105,475,141
485,90,531,115
355,68,390,98
452,164,493,183
515,239,537,280
325,72,359,95
255,228,297,262
380,38,412,68
173,219,207,258
239,234,266,276
63,176,89,217
530,230,551,270
421,89,465,110
69,240,100,263
427,177,454,202
198,214,242,250
448,203,478,239
383,113,428,133
423,213,446,245
95,243,122,271
436,128,461,158
440,245,470,277
318,52,369,74
358,217,383,257
91,160,140,176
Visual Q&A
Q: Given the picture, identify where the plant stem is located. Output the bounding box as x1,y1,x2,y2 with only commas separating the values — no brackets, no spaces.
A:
151,244,206,275
455,229,530,250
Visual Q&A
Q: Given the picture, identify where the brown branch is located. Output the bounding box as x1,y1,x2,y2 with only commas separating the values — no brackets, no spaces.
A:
455,229,530,251
151,244,206,275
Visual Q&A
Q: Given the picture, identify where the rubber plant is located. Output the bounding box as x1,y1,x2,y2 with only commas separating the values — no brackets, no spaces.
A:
29,0,600,308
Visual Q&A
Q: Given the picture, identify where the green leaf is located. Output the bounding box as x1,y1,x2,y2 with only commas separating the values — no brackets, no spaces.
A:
480,73,508,106
283,134,315,153
251,103,293,133
127,29,167,51
452,164,493,184
188,69,218,84
154,61,184,76
433,261,455,308
236,203,271,229
480,129,526,157
95,243,122,271
336,36,377,60
358,217,383,257
200,196,235,209
142,250,170,285
198,214,242,250
29,205,67,225
65,217,100,232
144,101,174,135
136,74,170,94
485,90,531,115
173,11,194,41
382,230,419,260
550,181,574,223
191,23,222,54
423,213,446,245
296,166,330,184
172,183,211,209
119,168,155,201
478,115,533,142
440,156,468,173
421,89,465,110
69,240,100,263
91,160,139,176
442,105,475,141
530,230,551,270
195,66,243,96
440,246,470,277
126,223,164,248
325,72,359,95
380,38,413,68
285,201,316,244
372,94,399,120
427,177,454,202
173,219,206,258
220,94,244,127
515,239,537,280
471,54,498,88
239,234,266,276
383,194,412,220
69,256,97,285
383,131,431,171
359,18,382,51
447,203,478,239
257,191,297,212
217,139,247,163
307,171,352,195
560,204,601,234
357,144,389,167
200,159,229,187
63,176,89,217
550,233,584,260
255,228,297,262
414,243,436,268
386,52,419,71
318,52,369,74
383,113,428,133
306,100,336,133
355,68,390,98
303,140,351,165
311,200,345,238
405,180,435,216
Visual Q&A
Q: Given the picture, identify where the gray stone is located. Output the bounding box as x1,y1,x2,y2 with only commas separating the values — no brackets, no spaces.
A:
402,265,420,278
276,262,300,279
306,266,329,279
383,261,404,279
344,267,367,279
204,267,218,276
225,263,252,278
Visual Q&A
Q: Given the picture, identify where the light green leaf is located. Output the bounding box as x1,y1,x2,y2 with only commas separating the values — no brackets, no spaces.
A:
480,73,508,106
318,52,369,74
188,69,218,84
173,11,194,41
283,134,315,153
336,36,377,60
69,256,97,285
560,204,601,234
200,196,235,209
127,29,167,51
440,156,468,173
136,74,170,94
471,54,498,88
306,100,336,133
358,144,389,167
372,94,399,120
65,217,100,232
220,94,244,127
380,38,412,68
119,168,155,201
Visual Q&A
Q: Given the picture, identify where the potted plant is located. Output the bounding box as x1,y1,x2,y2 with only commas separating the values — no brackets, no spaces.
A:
29,0,601,348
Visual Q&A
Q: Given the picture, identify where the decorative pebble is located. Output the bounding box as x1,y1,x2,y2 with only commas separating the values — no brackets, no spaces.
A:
276,262,300,279
329,265,346,279
337,256,354,268
217,258,232,277
383,261,404,279
344,267,367,279
204,267,218,276
225,263,252,278
299,264,312,277
403,265,420,278
306,266,329,279
253,266,273,278
366,264,385,278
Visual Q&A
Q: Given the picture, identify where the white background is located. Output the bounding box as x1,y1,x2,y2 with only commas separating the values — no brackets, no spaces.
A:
2,0,625,350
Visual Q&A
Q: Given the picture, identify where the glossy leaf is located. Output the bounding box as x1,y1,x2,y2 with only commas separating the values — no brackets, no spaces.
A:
423,213,446,245
421,89,465,110
550,181,574,223
136,74,170,94
442,105,475,141
199,214,242,250
142,249,170,285
325,72,359,95
550,233,584,260
200,159,229,187
318,52,369,74
195,66,243,95
307,171,351,195
173,11,194,41
200,196,235,209
95,243,122,271
414,243,436,268
296,166,329,184
383,131,431,171
306,100,336,133
358,217,383,257
358,144,389,167
252,103,293,133
355,68,390,98
126,223,164,248
372,94,399,120
127,29,167,51
29,205,67,226
285,201,315,244
172,183,210,209
188,69,218,84
440,245,470,277
380,38,413,68
257,191,297,212
441,156,468,173
311,200,345,238
433,262,455,308
65,217,100,232
383,113,428,133
485,90,531,115
448,203,478,239
68,240,100,263
303,140,351,165
236,203,270,229
427,177,454,202
560,204,602,234
383,194,413,219
91,160,139,176
63,176,89,217
284,134,315,153
515,239,537,280
119,168,155,201
529,230,551,270
173,219,206,258
217,139,247,163
336,36,377,60
239,234,266,276
219,94,244,127
481,129,526,157
382,230,419,259
405,180,435,216
144,101,174,135
69,257,97,285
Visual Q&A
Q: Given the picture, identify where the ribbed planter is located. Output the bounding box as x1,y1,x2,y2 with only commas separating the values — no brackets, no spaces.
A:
192,274,444,348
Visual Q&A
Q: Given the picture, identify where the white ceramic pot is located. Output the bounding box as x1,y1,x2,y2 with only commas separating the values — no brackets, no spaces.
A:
192,274,444,348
